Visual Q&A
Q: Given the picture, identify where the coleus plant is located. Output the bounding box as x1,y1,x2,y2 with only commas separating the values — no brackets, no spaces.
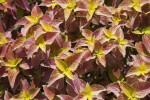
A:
0,0,150,100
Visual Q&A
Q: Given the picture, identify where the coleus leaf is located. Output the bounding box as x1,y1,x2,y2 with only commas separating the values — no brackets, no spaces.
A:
132,26,150,35
40,20,58,32
143,34,150,53
117,38,128,45
57,95,73,100
75,83,105,100
103,29,117,39
4,58,22,68
108,68,124,82
86,0,100,21
143,26,150,34
132,82,150,98
12,37,26,51
119,82,136,100
126,62,150,77
25,16,39,23
84,83,92,100
62,0,76,20
27,88,40,99
10,88,40,100
0,20,4,33
81,29,95,51
4,91,12,100
15,0,30,11
8,68,19,88
21,79,30,91
119,82,150,99
66,74,83,94
43,85,56,100
40,0,58,8
118,0,132,9
0,37,7,46
25,4,43,23
112,16,121,25
107,82,121,97
97,54,106,67
64,7,73,21
118,0,141,12
55,58,74,80
48,52,85,86
0,0,6,3
117,93,128,100
91,84,106,96
65,52,86,72
95,6,112,17
5,45,15,61
67,0,76,8
135,42,150,56
36,35,46,52
132,0,141,12
48,69,64,87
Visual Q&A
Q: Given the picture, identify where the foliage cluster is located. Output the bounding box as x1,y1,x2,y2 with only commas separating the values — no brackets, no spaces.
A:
0,0,150,100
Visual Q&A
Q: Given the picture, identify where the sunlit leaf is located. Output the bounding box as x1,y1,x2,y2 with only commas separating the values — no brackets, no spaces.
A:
0,0,6,3
36,35,46,52
132,0,141,12
25,16,39,23
40,20,57,32
119,82,136,99
88,0,99,10
64,7,73,21
4,58,22,68
132,29,143,35
55,58,74,79
112,16,121,25
55,58,68,72
118,38,128,45
84,83,92,100
0,37,7,45
126,62,150,77
67,0,76,8
143,26,150,34
86,9,95,21
103,29,116,39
